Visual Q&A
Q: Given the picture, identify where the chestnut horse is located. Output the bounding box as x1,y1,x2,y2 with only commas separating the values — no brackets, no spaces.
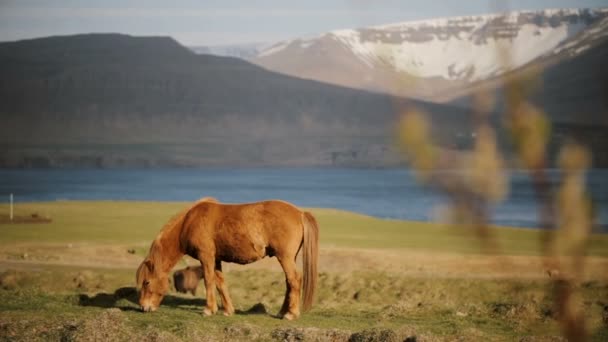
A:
136,197,319,320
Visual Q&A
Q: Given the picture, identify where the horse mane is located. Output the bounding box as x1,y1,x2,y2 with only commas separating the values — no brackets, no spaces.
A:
146,197,220,267
156,197,218,236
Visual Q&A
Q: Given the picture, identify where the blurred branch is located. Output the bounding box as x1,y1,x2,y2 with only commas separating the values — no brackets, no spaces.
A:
392,4,595,339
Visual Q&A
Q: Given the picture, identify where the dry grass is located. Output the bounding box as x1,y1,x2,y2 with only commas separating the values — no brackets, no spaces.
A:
1,265,607,341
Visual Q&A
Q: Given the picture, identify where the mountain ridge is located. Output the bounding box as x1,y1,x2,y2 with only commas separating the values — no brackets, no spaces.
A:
0,33,471,168
252,8,608,102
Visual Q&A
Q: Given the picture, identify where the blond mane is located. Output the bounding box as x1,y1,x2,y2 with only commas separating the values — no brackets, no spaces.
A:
157,197,219,236
137,197,220,288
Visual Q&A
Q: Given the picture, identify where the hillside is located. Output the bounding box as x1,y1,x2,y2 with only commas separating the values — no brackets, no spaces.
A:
452,19,608,166
250,8,608,167
0,34,471,168
252,8,608,103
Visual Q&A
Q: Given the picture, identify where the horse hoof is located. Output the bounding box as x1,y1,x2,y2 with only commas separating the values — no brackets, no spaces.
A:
203,308,215,316
223,310,234,317
282,312,298,321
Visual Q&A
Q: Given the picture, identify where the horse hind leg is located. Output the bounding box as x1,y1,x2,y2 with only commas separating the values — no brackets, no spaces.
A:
214,261,235,316
277,256,301,320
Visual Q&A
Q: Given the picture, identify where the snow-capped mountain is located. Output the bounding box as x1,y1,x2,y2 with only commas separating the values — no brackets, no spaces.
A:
252,8,608,101
550,14,608,57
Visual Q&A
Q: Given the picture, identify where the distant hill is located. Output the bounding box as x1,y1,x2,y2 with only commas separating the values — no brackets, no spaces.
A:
450,18,608,166
252,8,608,103
250,8,608,167
0,34,471,168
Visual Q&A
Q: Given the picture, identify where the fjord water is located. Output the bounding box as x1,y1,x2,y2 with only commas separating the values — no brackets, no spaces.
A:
1,168,607,230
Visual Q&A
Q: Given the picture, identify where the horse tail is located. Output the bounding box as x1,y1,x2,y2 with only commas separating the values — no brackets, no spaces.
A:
301,211,319,312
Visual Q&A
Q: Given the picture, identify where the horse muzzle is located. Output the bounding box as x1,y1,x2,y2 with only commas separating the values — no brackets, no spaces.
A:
141,305,157,313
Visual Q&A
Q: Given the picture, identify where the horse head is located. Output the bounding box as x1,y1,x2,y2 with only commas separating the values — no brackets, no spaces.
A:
136,258,169,312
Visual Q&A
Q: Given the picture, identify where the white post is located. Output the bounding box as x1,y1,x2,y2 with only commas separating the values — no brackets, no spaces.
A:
9,193,13,221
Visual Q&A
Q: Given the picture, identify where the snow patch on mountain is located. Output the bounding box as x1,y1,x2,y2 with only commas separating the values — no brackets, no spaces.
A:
552,15,608,56
190,42,270,59
258,41,291,57
256,8,608,83
326,10,591,81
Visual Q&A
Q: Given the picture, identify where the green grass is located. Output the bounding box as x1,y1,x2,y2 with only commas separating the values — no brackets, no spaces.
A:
0,201,185,244
0,201,607,341
1,201,607,256
1,266,607,341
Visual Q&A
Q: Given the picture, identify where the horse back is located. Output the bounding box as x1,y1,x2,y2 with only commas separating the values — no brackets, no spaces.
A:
182,200,304,264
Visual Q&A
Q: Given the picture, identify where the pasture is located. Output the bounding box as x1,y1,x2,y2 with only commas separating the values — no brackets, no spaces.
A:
0,201,607,341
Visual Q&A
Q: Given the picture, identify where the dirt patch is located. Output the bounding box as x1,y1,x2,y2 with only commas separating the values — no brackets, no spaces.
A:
489,301,541,320
0,308,137,342
271,327,351,342
219,248,608,281
224,323,262,341
1,244,608,283
0,243,145,269
0,269,25,290
0,213,53,224
65,308,135,341
269,327,418,342
73,270,106,291
0,213,51,224
0,319,73,341
519,336,567,341
349,328,399,342
64,308,181,341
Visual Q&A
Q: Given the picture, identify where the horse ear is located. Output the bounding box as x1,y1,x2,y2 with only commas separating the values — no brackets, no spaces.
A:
144,259,155,273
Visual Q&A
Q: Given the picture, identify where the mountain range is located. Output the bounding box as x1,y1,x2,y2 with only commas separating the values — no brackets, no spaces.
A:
2,8,607,168
0,34,469,168
205,8,608,166
250,8,608,104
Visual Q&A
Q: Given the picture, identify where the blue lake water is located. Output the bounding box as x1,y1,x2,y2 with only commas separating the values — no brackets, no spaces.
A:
1,168,607,231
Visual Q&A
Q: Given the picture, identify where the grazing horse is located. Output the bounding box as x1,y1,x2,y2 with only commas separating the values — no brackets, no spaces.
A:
136,197,319,320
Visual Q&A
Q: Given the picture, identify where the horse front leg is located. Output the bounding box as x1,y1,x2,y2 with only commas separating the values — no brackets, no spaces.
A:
199,255,218,316
214,260,235,316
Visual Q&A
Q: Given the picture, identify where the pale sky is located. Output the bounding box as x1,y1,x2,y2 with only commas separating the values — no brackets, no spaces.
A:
1,0,606,46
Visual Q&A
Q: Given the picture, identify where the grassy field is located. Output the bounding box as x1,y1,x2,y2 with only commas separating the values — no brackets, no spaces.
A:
0,201,607,341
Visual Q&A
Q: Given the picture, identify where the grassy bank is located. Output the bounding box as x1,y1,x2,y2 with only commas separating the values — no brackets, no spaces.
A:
1,201,607,255
0,201,607,341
